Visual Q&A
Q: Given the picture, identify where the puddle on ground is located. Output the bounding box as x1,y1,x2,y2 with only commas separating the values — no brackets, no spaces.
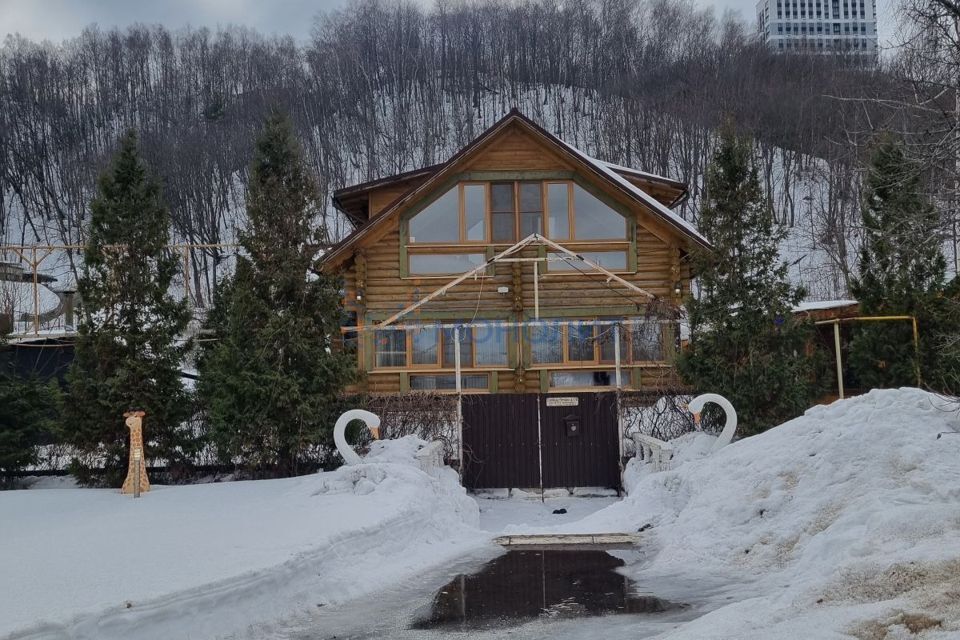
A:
410,549,686,631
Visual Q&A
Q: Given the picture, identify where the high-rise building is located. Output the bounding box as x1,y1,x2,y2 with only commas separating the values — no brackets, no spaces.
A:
756,0,878,57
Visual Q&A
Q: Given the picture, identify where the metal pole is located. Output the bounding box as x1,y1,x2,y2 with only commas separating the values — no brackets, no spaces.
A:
613,323,622,390
833,321,844,400
536,394,544,502
454,326,463,478
614,323,625,493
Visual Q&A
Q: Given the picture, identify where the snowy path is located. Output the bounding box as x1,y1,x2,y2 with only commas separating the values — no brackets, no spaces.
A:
257,496,723,640
477,496,620,534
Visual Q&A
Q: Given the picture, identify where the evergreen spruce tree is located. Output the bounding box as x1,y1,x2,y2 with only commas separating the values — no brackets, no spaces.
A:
0,337,58,482
848,134,953,391
61,131,194,485
197,112,354,477
935,276,960,397
677,126,821,436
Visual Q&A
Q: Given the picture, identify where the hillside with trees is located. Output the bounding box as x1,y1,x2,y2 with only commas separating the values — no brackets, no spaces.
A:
2,0,952,303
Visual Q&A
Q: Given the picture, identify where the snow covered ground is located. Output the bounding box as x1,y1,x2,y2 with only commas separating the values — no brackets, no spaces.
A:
553,388,960,639
4,389,960,639
0,436,483,640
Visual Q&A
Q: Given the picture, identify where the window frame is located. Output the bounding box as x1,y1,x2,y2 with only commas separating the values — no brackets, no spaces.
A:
525,318,669,368
460,182,490,244
489,181,517,243
373,322,510,371
545,180,573,241
404,179,631,247
402,175,637,278
407,251,488,277
409,372,490,392
374,329,408,368
545,249,631,274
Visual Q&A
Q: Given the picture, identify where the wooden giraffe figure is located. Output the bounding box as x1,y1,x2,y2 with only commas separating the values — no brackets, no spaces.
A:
121,411,150,495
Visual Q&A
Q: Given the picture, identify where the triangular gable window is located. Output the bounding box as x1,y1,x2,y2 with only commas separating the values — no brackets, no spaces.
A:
408,187,459,243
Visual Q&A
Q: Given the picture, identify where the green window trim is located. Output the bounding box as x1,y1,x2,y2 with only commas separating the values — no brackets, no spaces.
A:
401,370,498,393
365,313,515,377
518,310,672,369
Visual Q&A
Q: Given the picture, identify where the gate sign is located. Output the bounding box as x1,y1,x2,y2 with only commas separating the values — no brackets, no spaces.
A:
546,396,579,407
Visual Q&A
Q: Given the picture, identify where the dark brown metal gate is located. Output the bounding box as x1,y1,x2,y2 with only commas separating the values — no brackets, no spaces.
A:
461,392,620,490
461,394,541,490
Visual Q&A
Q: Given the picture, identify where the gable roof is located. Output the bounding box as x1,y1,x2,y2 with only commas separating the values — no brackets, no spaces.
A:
332,158,687,222
322,110,709,269
332,164,441,225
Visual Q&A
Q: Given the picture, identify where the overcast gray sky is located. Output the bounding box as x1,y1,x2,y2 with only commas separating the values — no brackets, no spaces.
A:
1,0,897,48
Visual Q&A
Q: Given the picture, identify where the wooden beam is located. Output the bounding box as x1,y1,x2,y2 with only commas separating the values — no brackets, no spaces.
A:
375,233,656,329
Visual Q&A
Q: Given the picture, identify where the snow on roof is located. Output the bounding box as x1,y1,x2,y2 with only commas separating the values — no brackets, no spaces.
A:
793,299,858,313
597,159,682,186
558,139,710,247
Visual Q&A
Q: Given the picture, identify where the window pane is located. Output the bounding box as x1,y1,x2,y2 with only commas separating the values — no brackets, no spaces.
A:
491,211,515,243
410,374,488,390
375,330,406,367
520,211,543,237
567,323,596,362
548,251,627,272
408,187,459,243
632,321,665,361
598,321,628,363
531,324,562,364
474,323,508,366
409,253,485,275
411,327,439,365
573,185,627,239
491,183,514,212
519,182,542,212
442,326,474,368
464,184,487,242
547,183,570,240
550,370,613,388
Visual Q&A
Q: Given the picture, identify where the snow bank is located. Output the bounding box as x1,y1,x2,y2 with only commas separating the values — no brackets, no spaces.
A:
622,430,716,490
568,388,960,638
0,437,481,640
793,298,858,313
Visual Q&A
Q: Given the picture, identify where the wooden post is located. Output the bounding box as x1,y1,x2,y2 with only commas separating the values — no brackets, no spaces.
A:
182,246,191,304
912,316,921,387
533,260,540,320
121,411,150,495
32,247,39,335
